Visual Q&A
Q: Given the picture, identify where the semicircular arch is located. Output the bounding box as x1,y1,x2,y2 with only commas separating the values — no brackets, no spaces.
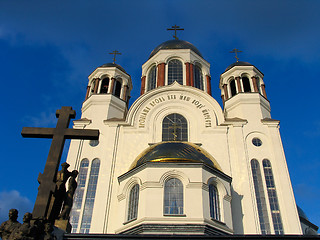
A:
126,84,224,129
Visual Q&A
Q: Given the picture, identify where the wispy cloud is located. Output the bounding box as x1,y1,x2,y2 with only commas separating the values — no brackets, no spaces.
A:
0,190,33,223
23,111,56,127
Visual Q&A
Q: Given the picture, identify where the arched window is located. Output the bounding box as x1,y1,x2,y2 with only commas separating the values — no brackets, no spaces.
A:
251,159,271,234
242,77,251,93
194,65,203,90
164,178,183,215
114,80,122,98
100,77,109,94
262,159,284,234
70,159,89,233
147,66,157,91
127,184,139,221
162,113,188,141
168,59,183,85
230,79,237,97
209,184,220,221
80,159,100,233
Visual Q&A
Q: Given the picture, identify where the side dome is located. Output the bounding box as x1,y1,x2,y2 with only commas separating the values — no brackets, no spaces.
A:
100,62,127,73
149,39,203,59
224,61,253,72
130,142,221,170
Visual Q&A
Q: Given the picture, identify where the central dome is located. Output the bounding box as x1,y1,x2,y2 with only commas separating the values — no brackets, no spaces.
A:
149,39,203,59
130,142,220,170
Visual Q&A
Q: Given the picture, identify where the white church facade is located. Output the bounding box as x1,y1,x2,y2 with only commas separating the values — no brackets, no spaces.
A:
65,39,316,235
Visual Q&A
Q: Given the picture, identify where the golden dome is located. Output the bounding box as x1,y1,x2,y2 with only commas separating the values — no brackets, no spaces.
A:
130,142,221,170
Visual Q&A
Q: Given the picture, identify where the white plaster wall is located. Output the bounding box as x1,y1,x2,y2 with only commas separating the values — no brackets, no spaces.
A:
82,94,127,121
224,93,271,121
114,165,232,234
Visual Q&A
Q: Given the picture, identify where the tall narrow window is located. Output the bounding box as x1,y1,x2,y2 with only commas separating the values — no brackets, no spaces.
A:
164,178,183,215
168,59,183,85
209,184,220,221
114,80,122,98
251,159,271,234
162,113,188,141
194,65,203,90
230,79,237,97
147,66,157,91
70,159,89,233
127,184,139,221
100,77,109,94
242,77,251,92
263,159,284,234
80,159,100,233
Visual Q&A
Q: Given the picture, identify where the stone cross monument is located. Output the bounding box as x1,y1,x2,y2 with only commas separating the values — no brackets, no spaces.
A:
21,106,99,225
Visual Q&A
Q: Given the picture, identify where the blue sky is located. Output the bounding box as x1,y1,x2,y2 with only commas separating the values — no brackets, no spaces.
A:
0,0,319,229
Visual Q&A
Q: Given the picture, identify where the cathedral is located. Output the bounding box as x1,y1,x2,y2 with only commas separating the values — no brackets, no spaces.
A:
65,36,318,236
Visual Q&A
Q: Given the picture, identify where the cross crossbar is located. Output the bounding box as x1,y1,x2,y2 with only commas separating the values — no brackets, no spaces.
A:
230,48,243,62
22,127,99,140
109,50,122,64
167,25,184,40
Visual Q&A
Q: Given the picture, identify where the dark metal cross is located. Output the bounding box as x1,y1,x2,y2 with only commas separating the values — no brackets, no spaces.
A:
109,50,121,64
21,106,99,220
167,25,184,40
230,48,242,62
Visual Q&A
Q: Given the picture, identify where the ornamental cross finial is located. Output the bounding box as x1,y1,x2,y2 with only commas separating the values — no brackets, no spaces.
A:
167,25,184,40
169,122,181,141
230,48,242,62
109,50,122,64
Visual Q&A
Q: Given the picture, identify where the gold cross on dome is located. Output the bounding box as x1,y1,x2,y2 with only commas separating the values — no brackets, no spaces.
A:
169,122,181,141
230,48,242,62
167,25,184,40
109,50,122,64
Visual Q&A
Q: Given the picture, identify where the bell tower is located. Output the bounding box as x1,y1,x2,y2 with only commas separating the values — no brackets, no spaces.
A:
82,62,132,122
219,61,269,121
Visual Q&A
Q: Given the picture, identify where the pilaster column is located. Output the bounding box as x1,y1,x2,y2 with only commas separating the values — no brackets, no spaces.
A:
93,78,100,94
221,94,225,106
236,76,242,93
141,76,146,95
223,84,229,100
206,75,212,95
121,85,128,101
185,62,191,86
190,63,194,87
157,63,165,87
261,84,267,98
251,76,259,92
120,84,124,99
85,86,90,100
108,78,115,94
